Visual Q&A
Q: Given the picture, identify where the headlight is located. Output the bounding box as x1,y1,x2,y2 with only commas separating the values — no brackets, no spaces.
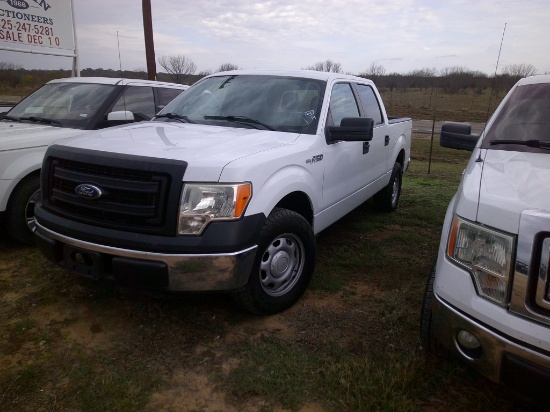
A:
178,183,251,235
447,215,515,305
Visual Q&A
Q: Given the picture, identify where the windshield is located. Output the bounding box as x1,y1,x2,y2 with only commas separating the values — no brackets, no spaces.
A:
3,82,116,129
482,82,550,152
157,75,326,134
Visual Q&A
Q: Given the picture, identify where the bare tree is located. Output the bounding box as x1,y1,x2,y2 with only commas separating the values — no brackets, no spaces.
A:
305,59,342,73
198,69,213,77
502,63,537,78
360,62,386,78
217,63,240,72
157,55,197,84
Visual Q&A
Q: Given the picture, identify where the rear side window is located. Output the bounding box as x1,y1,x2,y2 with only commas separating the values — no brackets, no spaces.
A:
157,87,186,110
112,86,156,120
356,84,383,125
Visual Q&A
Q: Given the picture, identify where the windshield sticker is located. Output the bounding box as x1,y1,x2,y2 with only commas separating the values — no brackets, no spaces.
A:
79,113,88,118
25,107,44,114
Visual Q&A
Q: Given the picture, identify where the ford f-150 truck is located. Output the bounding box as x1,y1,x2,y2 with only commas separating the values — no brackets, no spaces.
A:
421,74,550,400
0,77,188,244
33,70,411,314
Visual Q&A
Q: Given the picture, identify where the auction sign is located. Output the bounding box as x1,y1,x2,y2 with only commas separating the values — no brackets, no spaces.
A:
0,0,75,54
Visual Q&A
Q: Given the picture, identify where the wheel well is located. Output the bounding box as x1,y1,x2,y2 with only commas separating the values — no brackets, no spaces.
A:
7,170,41,206
274,192,313,226
396,149,405,168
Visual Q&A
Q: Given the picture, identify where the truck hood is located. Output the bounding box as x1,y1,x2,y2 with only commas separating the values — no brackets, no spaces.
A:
0,121,86,151
58,122,300,181
476,149,550,233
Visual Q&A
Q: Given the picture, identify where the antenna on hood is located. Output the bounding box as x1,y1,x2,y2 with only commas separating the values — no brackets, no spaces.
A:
476,23,507,163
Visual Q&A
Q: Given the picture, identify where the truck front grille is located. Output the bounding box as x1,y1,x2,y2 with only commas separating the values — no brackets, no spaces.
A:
42,147,187,236
510,210,550,325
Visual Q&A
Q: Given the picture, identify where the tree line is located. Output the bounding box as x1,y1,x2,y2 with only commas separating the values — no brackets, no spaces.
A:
0,57,541,98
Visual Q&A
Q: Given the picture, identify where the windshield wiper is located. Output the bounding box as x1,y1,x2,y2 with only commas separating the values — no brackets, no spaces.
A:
0,114,20,122
19,116,62,127
154,113,195,123
489,139,550,150
204,115,275,131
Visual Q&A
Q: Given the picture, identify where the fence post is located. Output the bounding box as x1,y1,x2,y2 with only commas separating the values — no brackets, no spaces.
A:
428,113,436,174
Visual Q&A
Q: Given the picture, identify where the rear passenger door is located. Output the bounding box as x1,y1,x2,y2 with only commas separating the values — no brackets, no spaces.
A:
355,83,390,183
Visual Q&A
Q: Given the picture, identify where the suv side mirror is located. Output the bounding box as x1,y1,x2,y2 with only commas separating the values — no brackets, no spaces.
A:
107,110,135,124
440,122,479,151
326,117,374,143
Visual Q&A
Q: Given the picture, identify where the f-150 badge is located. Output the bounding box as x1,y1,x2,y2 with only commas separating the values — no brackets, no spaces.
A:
306,154,323,164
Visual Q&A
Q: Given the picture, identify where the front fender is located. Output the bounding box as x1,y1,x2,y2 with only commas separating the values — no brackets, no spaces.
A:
0,147,46,210
245,164,321,220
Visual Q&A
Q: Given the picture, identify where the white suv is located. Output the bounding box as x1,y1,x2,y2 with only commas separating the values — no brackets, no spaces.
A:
0,77,187,244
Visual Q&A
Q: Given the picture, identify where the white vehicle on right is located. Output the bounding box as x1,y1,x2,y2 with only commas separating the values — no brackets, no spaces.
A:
421,74,550,400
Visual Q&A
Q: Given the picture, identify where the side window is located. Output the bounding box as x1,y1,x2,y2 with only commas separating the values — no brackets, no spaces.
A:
157,87,185,111
112,86,155,121
356,84,383,125
328,83,360,126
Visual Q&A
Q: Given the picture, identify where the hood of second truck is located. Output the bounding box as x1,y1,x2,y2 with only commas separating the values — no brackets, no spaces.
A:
58,122,300,181
472,149,550,233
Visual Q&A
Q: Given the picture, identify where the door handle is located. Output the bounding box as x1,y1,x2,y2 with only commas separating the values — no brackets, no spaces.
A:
363,141,370,154
385,135,390,146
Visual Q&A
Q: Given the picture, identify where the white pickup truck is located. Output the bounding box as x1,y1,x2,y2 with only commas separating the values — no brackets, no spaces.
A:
33,70,411,314
421,74,550,400
0,77,188,244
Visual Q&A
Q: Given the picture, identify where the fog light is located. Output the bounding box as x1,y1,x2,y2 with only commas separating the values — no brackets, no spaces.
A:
456,330,483,360
457,330,480,349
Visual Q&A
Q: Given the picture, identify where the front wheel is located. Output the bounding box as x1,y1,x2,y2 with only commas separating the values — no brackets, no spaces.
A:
373,162,402,212
5,174,40,245
233,208,316,315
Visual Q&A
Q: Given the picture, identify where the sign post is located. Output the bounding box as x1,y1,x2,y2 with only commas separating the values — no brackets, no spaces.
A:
0,0,79,76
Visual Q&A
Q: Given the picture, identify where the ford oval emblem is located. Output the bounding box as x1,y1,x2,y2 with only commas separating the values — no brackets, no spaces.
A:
75,184,103,200
7,0,30,9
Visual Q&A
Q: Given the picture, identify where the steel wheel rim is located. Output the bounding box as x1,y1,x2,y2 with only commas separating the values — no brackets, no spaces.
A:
25,189,40,233
391,173,400,207
259,233,305,297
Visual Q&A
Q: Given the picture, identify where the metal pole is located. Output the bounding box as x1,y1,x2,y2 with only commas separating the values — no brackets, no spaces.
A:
428,114,436,175
71,0,79,76
142,0,157,80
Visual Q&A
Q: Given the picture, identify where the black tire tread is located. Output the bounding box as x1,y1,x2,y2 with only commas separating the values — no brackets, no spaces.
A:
233,208,316,315
5,174,40,245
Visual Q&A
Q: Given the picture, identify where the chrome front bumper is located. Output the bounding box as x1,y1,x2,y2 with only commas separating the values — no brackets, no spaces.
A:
432,294,550,386
35,221,257,292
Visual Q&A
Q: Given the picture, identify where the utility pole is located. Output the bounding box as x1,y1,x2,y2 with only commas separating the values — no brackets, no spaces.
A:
142,0,157,80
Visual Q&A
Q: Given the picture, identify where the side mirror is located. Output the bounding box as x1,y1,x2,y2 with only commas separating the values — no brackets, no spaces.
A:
326,117,374,143
440,122,479,151
107,110,135,123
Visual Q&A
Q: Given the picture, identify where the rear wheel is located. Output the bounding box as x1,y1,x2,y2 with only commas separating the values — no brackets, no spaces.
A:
233,208,316,315
373,162,402,212
5,174,40,245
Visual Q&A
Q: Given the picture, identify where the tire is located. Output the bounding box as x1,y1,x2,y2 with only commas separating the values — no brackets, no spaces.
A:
5,174,40,245
233,208,316,315
420,262,448,355
373,162,402,212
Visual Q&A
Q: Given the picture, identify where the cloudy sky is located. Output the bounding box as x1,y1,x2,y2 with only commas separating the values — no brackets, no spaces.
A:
3,0,550,76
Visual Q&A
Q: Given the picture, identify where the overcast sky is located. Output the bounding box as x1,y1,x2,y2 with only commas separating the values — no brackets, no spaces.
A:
3,0,550,76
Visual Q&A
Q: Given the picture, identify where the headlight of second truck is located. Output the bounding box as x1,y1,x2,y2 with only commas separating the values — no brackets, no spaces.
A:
178,183,252,235
447,215,515,306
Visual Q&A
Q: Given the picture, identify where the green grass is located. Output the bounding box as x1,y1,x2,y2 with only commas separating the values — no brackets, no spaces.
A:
0,128,536,411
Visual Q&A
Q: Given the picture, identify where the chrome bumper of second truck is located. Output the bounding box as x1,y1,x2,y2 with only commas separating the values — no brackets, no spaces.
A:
35,221,258,292
432,293,550,384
